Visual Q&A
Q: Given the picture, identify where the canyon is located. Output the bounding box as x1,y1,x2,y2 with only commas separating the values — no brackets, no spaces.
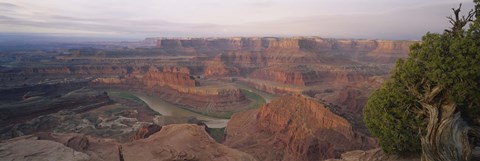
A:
0,37,416,161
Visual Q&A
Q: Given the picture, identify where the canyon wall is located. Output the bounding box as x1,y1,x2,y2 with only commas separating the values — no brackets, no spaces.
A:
92,65,198,88
157,37,414,54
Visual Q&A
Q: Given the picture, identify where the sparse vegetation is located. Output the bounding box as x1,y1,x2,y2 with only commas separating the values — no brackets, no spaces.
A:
241,89,267,109
134,89,267,119
108,91,148,106
207,127,225,143
107,91,160,116
198,89,266,119
104,106,129,115
178,104,234,119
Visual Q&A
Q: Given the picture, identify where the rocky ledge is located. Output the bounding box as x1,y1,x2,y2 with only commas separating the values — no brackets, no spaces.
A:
0,124,257,161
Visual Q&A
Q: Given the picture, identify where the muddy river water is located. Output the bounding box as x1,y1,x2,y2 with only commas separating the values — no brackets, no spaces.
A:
134,93,230,128
120,83,275,128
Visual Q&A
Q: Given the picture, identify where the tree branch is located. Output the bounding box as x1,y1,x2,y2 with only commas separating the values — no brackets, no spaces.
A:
445,3,476,36
424,85,443,103
469,127,480,147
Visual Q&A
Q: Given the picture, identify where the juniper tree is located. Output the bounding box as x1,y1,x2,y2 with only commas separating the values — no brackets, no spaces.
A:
364,2,480,161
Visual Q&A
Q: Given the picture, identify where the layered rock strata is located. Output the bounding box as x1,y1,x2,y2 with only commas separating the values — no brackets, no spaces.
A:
157,37,414,54
224,95,376,161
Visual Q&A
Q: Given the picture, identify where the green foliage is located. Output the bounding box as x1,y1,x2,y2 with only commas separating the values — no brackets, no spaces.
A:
364,82,423,154
107,91,160,116
241,89,267,109
207,127,225,143
109,92,148,106
364,1,480,155
395,23,480,123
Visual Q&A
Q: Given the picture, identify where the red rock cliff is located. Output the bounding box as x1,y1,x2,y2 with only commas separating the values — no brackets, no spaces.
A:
224,95,376,161
94,66,198,88
156,37,414,54
141,67,197,87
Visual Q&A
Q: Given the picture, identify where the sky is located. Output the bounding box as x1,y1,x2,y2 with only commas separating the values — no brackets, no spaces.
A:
0,0,475,40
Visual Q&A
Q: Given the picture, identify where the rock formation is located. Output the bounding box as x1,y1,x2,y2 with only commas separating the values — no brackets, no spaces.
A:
36,133,123,161
224,95,376,161
156,37,414,54
0,135,90,161
122,124,257,161
93,65,198,88
129,124,162,141
323,148,421,161
140,66,198,87
1,124,257,161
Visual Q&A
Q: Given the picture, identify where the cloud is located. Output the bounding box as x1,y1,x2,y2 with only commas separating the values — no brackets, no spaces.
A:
222,1,475,40
0,2,17,8
0,0,476,39
0,2,18,13
250,1,275,7
0,9,227,37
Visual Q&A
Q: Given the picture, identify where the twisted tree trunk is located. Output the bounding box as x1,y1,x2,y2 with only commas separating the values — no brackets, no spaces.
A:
420,103,473,161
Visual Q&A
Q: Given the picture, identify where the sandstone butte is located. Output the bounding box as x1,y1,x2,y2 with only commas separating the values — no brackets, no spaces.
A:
224,94,377,161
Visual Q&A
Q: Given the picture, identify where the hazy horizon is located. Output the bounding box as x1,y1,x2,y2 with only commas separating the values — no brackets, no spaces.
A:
0,0,475,41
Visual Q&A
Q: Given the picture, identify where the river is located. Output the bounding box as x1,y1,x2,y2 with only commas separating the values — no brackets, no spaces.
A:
134,93,230,128
113,82,275,128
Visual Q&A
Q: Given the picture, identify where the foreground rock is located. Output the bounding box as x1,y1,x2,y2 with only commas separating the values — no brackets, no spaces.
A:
0,124,256,161
0,135,90,161
224,95,376,161
123,124,256,161
129,124,162,141
323,146,479,161
36,133,121,161
324,148,421,161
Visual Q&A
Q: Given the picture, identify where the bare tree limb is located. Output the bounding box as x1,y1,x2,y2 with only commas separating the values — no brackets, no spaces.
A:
445,3,476,36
